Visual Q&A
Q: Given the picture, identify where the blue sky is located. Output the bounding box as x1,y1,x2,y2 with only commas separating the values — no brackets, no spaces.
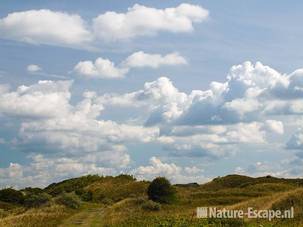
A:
0,1,303,188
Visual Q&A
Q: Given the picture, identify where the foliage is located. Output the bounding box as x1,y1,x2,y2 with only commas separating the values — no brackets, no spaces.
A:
21,187,44,195
23,193,51,208
147,177,176,204
203,174,303,191
55,193,80,209
141,200,161,211
75,189,93,201
45,174,102,196
0,188,24,204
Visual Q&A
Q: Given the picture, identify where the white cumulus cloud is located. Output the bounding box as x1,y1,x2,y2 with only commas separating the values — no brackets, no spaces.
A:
0,9,93,48
122,51,187,68
93,3,209,41
133,156,207,183
74,57,127,79
0,4,209,49
74,51,187,79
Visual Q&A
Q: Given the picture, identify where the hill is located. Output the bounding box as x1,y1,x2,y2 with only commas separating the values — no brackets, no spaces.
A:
0,174,302,226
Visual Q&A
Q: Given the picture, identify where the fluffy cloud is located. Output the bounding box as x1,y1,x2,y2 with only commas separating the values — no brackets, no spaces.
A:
0,80,156,184
122,51,187,68
0,154,116,188
27,64,42,73
93,3,208,41
133,156,207,183
74,57,127,79
74,52,186,79
156,121,278,159
100,61,302,126
0,9,92,48
10,82,158,153
0,80,72,118
2,60,303,187
0,4,208,48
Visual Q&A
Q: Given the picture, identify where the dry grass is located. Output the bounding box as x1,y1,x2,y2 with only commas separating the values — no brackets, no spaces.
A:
0,205,71,227
1,174,303,226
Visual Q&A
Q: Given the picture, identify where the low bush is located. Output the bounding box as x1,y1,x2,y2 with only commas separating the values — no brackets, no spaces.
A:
23,193,51,208
75,189,93,201
55,193,80,209
141,200,161,211
0,188,24,204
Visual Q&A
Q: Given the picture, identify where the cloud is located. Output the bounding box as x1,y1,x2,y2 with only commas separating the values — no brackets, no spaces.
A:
287,128,303,150
2,60,303,187
263,120,284,135
74,57,127,79
93,3,209,41
133,156,207,183
0,9,92,48
122,51,187,68
27,64,42,73
234,161,290,178
100,61,302,126
0,4,208,49
74,51,186,79
0,154,116,188
26,64,67,79
0,80,72,118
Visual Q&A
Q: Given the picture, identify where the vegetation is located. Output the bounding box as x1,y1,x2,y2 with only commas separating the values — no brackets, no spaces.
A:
141,200,161,211
55,193,80,209
0,188,24,204
23,193,51,208
0,174,303,226
147,177,176,204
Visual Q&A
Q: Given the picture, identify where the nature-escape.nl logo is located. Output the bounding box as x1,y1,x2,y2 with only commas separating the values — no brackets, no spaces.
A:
197,207,294,221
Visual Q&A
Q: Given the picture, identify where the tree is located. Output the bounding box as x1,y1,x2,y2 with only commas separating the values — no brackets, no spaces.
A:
147,177,176,204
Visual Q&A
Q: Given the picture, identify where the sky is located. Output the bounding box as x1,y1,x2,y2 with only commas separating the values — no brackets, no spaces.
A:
0,0,303,188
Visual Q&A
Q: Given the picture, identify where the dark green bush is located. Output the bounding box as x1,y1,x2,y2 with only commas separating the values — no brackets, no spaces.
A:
141,200,161,211
75,189,93,201
0,188,24,204
55,193,80,209
23,193,51,208
147,177,176,204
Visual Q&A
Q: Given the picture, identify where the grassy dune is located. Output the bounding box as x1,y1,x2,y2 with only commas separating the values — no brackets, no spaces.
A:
0,174,303,226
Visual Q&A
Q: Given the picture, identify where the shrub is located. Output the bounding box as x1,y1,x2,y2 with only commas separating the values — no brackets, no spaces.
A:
75,189,93,201
23,193,51,208
141,200,161,211
55,193,80,209
21,187,44,195
0,188,24,204
147,177,176,204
